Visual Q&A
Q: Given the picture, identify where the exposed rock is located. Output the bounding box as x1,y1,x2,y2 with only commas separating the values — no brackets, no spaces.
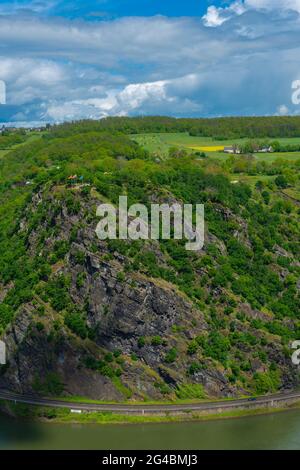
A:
0,184,298,401
240,303,273,323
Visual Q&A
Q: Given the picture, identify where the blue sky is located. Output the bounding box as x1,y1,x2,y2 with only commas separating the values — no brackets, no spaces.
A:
0,0,210,19
0,1,300,124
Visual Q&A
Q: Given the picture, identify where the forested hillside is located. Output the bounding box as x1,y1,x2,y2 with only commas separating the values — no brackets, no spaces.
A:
0,119,299,401
49,116,300,139
0,131,27,150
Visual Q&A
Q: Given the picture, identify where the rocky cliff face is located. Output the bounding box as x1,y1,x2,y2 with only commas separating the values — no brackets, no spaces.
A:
0,184,298,400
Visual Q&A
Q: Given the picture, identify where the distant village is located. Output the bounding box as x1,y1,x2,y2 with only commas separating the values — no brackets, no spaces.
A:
224,144,274,154
0,124,47,135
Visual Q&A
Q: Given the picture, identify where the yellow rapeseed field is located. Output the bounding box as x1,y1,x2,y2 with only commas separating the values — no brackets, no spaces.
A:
188,145,225,152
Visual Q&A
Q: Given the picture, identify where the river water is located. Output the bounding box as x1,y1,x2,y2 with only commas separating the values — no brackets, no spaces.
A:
0,410,300,450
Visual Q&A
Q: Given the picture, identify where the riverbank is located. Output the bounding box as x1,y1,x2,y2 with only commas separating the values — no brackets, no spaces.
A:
2,407,300,450
1,397,300,425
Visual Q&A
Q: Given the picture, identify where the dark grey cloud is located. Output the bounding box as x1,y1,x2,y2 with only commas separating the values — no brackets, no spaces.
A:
0,3,300,124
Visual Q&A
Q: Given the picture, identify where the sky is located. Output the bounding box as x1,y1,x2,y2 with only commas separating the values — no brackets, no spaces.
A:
0,0,300,125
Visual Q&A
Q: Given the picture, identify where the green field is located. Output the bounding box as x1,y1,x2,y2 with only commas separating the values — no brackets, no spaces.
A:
131,133,236,157
131,133,300,162
253,151,300,162
233,175,276,188
283,187,300,201
0,132,44,160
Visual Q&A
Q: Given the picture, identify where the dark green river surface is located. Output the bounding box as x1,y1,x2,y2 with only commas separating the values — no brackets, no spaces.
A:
0,410,300,450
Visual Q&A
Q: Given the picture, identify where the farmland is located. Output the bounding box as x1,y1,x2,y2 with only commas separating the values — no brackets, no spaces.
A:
130,131,300,198
131,132,300,162
0,133,43,160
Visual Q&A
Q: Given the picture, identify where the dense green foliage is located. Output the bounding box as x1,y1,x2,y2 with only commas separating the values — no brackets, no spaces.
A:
0,117,299,397
49,115,300,139
0,131,27,149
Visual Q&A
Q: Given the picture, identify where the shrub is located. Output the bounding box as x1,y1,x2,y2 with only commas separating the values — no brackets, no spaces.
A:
33,372,64,396
66,196,81,215
35,321,44,332
76,272,86,288
100,365,115,378
104,352,114,363
117,272,125,282
187,340,198,355
154,382,172,395
165,347,177,364
275,175,288,189
253,371,280,394
188,362,202,376
64,311,88,339
138,336,145,348
73,250,86,265
175,383,206,400
151,335,162,346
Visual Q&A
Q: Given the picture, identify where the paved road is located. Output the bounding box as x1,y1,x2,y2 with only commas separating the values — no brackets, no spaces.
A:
0,389,300,414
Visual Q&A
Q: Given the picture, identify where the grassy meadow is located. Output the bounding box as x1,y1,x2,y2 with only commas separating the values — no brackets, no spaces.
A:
0,133,44,160
131,132,300,162
131,132,300,198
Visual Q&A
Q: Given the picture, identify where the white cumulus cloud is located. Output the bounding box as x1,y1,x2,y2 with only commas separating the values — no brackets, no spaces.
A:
277,104,290,115
43,74,203,122
203,2,246,27
245,0,300,13
1,8,300,124
203,0,300,28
